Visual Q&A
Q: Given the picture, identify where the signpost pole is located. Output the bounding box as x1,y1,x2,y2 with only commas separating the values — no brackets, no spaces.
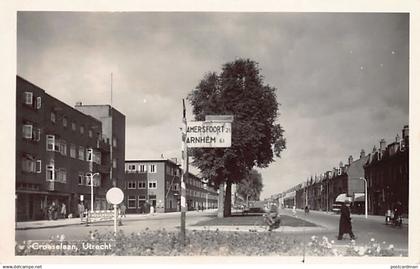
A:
114,204,117,235
180,99,188,246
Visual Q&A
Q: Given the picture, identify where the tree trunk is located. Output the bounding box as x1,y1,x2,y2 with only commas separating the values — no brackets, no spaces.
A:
224,181,232,217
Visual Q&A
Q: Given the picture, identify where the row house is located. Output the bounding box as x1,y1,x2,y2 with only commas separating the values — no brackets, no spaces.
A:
364,126,409,216
123,159,218,213
275,125,409,216
16,76,125,221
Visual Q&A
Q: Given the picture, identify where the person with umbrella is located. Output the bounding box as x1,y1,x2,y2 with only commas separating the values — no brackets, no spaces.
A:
337,200,356,240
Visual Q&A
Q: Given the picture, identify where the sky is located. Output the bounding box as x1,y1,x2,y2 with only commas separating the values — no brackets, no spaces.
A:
17,12,409,199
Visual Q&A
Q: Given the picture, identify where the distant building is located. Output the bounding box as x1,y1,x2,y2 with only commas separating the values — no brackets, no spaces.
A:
364,126,409,215
124,159,218,213
273,125,409,217
16,76,119,221
326,152,369,212
74,104,126,189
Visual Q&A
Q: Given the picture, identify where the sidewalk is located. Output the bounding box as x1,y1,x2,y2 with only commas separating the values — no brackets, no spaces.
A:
16,209,218,230
282,208,408,225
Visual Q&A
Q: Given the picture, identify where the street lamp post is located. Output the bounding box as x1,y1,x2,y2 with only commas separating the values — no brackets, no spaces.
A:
360,177,368,219
91,172,100,213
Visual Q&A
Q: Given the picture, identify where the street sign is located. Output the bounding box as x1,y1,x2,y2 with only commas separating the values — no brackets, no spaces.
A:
205,115,234,122
106,187,124,205
186,121,231,148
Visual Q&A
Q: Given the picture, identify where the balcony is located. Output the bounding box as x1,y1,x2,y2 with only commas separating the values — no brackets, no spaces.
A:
96,138,110,152
93,162,111,174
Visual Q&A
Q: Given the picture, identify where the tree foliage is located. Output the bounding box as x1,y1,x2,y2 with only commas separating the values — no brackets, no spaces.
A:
236,169,264,202
187,58,286,216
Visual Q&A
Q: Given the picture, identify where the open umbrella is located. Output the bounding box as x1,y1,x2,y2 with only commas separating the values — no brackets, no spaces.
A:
335,193,352,203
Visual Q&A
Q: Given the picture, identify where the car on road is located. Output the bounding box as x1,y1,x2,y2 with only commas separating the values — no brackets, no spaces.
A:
243,201,266,214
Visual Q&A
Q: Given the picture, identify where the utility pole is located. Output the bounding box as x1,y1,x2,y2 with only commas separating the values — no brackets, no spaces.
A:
180,99,188,245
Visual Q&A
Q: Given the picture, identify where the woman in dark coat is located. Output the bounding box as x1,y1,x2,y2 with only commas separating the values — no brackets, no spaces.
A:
338,202,356,240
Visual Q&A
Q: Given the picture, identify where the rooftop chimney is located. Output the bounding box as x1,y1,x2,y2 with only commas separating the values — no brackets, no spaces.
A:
75,101,82,106
348,155,354,165
360,149,366,158
379,139,386,151
339,161,344,168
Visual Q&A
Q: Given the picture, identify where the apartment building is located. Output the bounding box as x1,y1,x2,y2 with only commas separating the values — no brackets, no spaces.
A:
124,159,218,213
16,76,123,221
75,104,126,189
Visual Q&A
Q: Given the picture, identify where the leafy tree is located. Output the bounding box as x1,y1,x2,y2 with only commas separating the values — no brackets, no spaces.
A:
187,58,286,217
236,169,264,204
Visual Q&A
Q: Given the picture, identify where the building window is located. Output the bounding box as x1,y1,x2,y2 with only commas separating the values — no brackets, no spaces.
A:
78,146,85,161
127,164,136,172
59,140,67,156
63,117,67,127
113,159,117,169
78,173,84,185
33,128,41,142
22,155,35,173
46,135,55,151
71,122,76,131
138,181,146,189
113,138,117,147
93,150,101,164
24,92,33,105
149,164,156,173
70,144,76,158
46,165,55,181
128,196,136,209
80,125,84,134
22,124,33,139
139,164,147,173
57,168,67,183
85,173,92,186
50,112,56,123
88,129,93,138
127,181,136,189
148,181,157,189
138,196,146,205
86,148,93,162
173,183,179,191
93,174,101,187
36,160,42,173
36,96,42,110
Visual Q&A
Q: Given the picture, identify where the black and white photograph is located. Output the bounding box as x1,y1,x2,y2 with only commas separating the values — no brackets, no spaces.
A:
1,0,420,266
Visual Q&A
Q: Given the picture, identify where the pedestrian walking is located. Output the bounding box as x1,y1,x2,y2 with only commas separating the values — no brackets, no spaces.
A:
337,201,356,240
120,203,126,217
78,201,85,223
304,205,310,216
60,203,67,219
48,202,58,220
150,205,155,215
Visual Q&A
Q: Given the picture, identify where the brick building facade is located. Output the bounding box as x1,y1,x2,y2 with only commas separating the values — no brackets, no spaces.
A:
16,76,124,221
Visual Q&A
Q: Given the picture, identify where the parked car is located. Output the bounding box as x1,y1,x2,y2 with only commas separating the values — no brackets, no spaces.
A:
243,201,266,214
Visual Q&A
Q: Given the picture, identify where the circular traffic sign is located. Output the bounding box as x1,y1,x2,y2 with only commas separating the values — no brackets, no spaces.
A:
106,187,124,205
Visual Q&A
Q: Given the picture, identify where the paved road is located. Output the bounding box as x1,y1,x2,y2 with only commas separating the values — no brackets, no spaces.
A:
16,211,216,241
16,209,408,252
